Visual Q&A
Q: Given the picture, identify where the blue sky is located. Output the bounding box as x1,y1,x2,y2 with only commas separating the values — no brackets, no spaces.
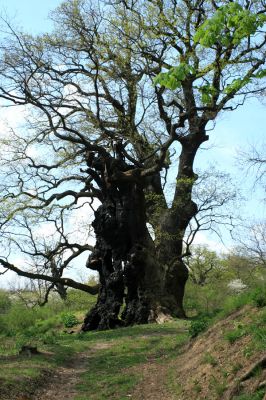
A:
0,0,265,287
0,0,61,33
197,98,265,217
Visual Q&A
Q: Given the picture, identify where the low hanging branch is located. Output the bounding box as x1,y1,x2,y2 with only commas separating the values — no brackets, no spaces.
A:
0,259,99,295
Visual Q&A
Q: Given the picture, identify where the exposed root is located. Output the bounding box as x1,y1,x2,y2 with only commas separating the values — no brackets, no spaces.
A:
222,354,266,400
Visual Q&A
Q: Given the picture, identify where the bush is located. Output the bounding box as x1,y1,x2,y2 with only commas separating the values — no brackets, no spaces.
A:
0,290,11,313
251,288,266,308
61,312,79,328
189,316,210,338
2,305,38,336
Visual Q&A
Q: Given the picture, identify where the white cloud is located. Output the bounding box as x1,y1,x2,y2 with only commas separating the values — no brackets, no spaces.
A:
193,231,228,253
0,105,28,135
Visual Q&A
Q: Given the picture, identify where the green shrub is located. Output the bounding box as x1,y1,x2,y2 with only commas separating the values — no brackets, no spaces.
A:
189,316,210,338
2,305,38,336
61,312,79,328
251,288,266,308
40,331,58,344
0,290,11,313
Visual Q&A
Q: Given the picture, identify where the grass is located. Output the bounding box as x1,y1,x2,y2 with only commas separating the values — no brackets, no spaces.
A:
209,375,227,397
202,352,218,366
232,390,265,400
222,307,266,356
0,320,189,400
0,342,75,399
224,325,247,344
0,281,265,399
74,321,189,399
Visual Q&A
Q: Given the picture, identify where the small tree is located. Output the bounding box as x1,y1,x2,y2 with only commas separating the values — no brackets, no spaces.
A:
185,245,222,286
235,221,266,269
238,143,266,196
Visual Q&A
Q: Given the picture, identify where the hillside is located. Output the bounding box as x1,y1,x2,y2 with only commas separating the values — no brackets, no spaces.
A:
167,305,266,400
0,300,265,400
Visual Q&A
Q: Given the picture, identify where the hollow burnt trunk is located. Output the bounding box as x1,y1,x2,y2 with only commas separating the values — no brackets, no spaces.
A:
82,130,208,330
82,153,163,331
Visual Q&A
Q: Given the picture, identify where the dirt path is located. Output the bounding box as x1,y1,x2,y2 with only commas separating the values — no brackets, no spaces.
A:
32,352,88,400
128,361,176,400
31,342,112,400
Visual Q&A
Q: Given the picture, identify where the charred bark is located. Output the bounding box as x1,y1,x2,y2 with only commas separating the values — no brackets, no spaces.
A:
82,152,162,331
82,131,209,330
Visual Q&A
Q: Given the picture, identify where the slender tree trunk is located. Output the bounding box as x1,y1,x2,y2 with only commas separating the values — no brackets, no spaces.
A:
158,131,209,317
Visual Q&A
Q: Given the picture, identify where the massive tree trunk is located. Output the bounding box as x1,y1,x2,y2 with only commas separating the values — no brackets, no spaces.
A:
82,130,208,331
82,152,163,331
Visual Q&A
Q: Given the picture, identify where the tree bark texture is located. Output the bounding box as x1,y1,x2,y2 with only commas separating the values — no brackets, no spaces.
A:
82,152,162,331
82,131,208,331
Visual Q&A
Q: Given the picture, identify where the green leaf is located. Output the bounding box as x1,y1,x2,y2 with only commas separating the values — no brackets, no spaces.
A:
198,84,217,105
154,63,194,89
223,77,250,95
254,69,266,79
194,3,266,48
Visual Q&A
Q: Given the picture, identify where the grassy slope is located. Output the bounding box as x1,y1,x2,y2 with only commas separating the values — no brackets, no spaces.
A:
0,287,265,400
0,321,189,400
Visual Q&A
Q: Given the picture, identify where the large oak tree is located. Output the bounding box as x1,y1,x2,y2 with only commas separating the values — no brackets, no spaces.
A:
0,0,265,330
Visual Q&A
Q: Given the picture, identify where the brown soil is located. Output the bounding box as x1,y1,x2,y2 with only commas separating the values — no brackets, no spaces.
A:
170,306,266,400
31,353,88,400
128,361,175,400
32,342,114,400
127,305,266,400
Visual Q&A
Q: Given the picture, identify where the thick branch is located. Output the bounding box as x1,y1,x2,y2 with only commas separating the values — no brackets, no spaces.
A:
0,259,99,295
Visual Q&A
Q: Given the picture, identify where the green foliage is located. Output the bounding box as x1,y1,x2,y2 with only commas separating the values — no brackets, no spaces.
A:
155,2,264,100
224,77,251,95
189,316,210,338
0,289,95,337
0,290,11,313
61,312,79,328
154,63,194,90
1,304,39,336
66,289,96,311
194,3,266,47
251,288,266,308
254,69,266,79
186,245,224,287
217,284,266,320
185,245,266,319
198,84,217,105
